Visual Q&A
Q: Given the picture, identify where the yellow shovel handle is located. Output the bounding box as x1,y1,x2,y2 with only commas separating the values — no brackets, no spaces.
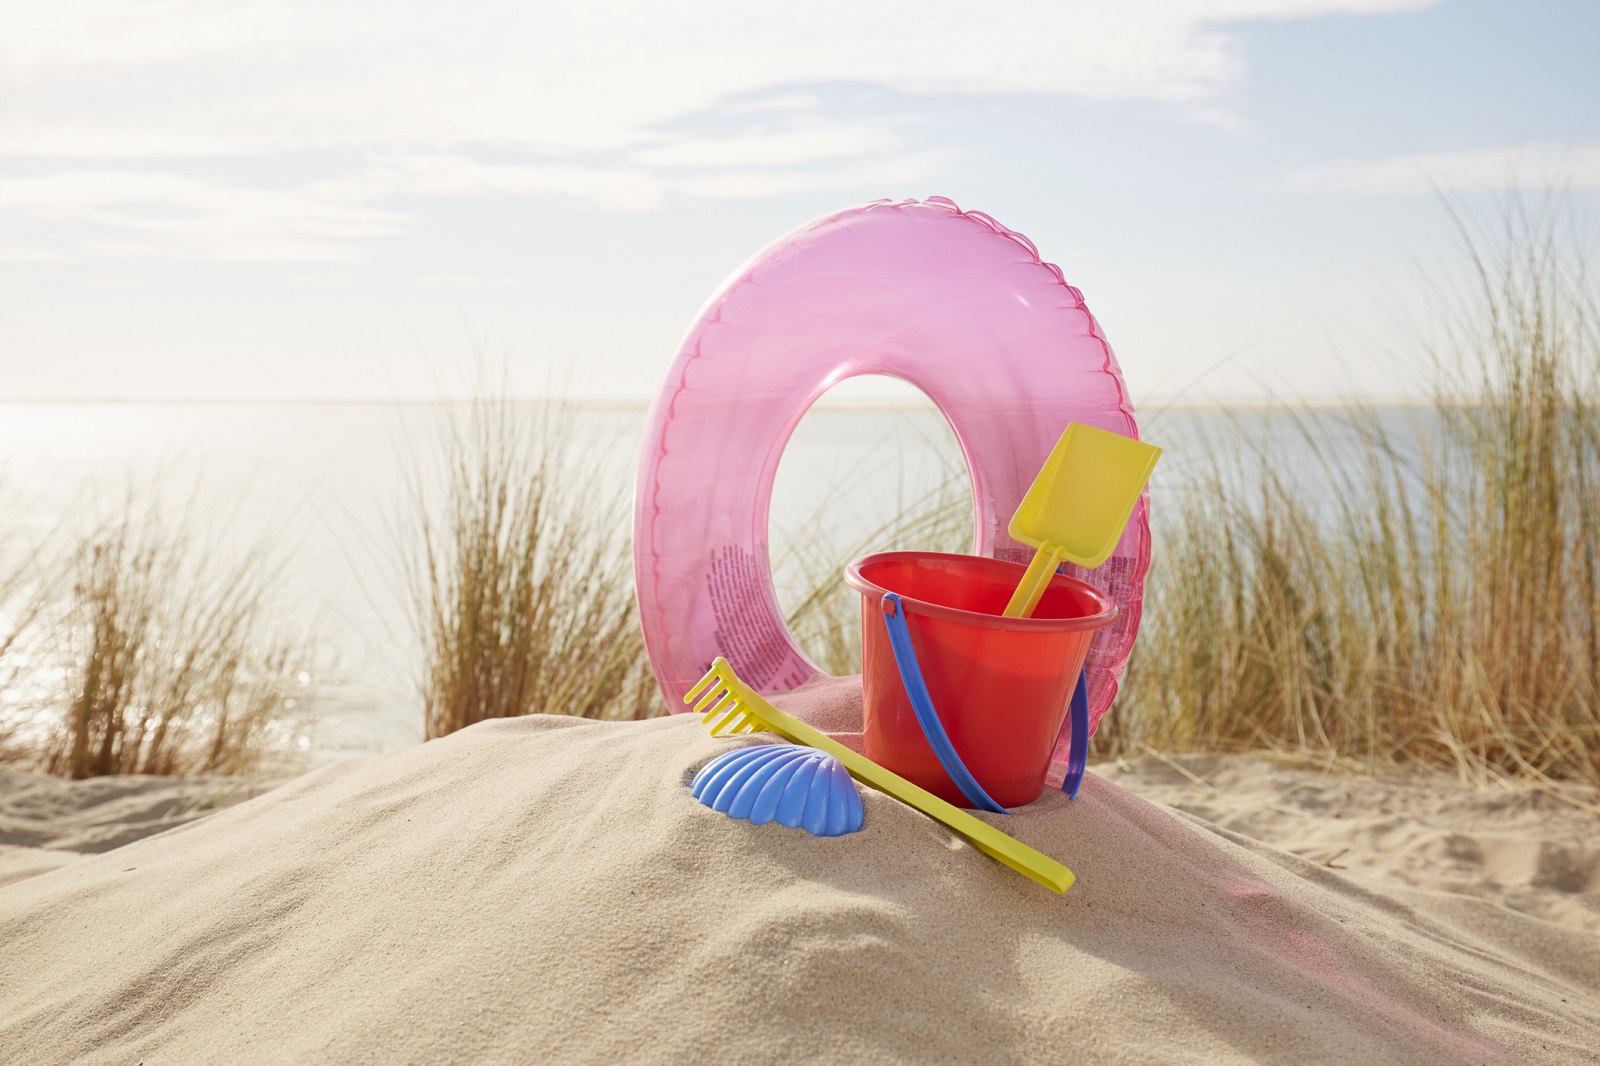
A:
1003,544,1062,618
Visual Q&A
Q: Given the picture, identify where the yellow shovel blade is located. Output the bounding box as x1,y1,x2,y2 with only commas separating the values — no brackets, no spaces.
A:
1002,422,1160,617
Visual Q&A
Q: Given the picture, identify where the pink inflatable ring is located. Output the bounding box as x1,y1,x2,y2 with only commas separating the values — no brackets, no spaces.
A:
634,196,1150,750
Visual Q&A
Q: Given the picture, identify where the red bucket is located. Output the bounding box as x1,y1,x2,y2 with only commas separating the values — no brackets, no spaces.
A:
844,551,1117,809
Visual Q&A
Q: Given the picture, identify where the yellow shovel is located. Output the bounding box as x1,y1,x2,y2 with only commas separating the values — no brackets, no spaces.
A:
1002,422,1161,618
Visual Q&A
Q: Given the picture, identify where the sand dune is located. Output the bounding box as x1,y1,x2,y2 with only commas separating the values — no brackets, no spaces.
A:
2,713,1596,1064
1099,753,1600,937
0,769,282,888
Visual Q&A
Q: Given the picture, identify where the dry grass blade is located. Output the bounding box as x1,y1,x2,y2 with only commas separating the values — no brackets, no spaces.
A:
1106,193,1600,790
406,380,659,738
27,503,310,779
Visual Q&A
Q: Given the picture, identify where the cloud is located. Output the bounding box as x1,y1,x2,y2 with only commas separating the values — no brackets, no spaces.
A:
0,0,1440,260
1286,143,1600,196
0,140,951,259
3,1,1438,157
0,244,69,263
630,121,901,171
0,169,405,261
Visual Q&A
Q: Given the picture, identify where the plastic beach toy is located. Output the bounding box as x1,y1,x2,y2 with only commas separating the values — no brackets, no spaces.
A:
691,743,863,837
1003,422,1162,619
844,552,1115,810
687,656,1076,893
634,197,1150,762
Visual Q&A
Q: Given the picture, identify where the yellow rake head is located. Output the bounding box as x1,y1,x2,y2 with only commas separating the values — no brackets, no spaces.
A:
684,658,774,737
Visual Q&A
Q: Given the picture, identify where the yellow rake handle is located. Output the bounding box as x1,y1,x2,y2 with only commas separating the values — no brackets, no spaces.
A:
687,659,1075,894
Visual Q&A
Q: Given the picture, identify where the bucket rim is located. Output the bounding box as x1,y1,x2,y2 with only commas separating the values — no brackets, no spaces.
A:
844,550,1119,633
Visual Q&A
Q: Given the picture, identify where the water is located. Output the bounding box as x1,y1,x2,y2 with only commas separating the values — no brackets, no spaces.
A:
0,400,977,759
0,399,1427,761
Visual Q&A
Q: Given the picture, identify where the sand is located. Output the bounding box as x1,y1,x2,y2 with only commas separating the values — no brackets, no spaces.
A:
0,769,283,888
1098,753,1600,937
1,709,1597,1064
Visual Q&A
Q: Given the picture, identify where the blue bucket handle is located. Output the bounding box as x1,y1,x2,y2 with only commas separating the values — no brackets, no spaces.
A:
879,593,1009,814
1061,667,1089,799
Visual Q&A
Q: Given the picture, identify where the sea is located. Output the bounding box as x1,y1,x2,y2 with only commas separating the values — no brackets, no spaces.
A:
0,399,1433,763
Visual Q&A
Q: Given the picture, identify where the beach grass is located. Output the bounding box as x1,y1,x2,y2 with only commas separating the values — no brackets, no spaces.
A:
283,188,1600,790
21,504,310,779
1101,197,1600,789
4,201,1592,791
406,382,658,739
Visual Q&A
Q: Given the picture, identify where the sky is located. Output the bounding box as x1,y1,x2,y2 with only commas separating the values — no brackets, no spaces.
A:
1,0,1596,403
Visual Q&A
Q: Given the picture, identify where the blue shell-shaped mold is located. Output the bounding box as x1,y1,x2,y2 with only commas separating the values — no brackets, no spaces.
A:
690,743,864,837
